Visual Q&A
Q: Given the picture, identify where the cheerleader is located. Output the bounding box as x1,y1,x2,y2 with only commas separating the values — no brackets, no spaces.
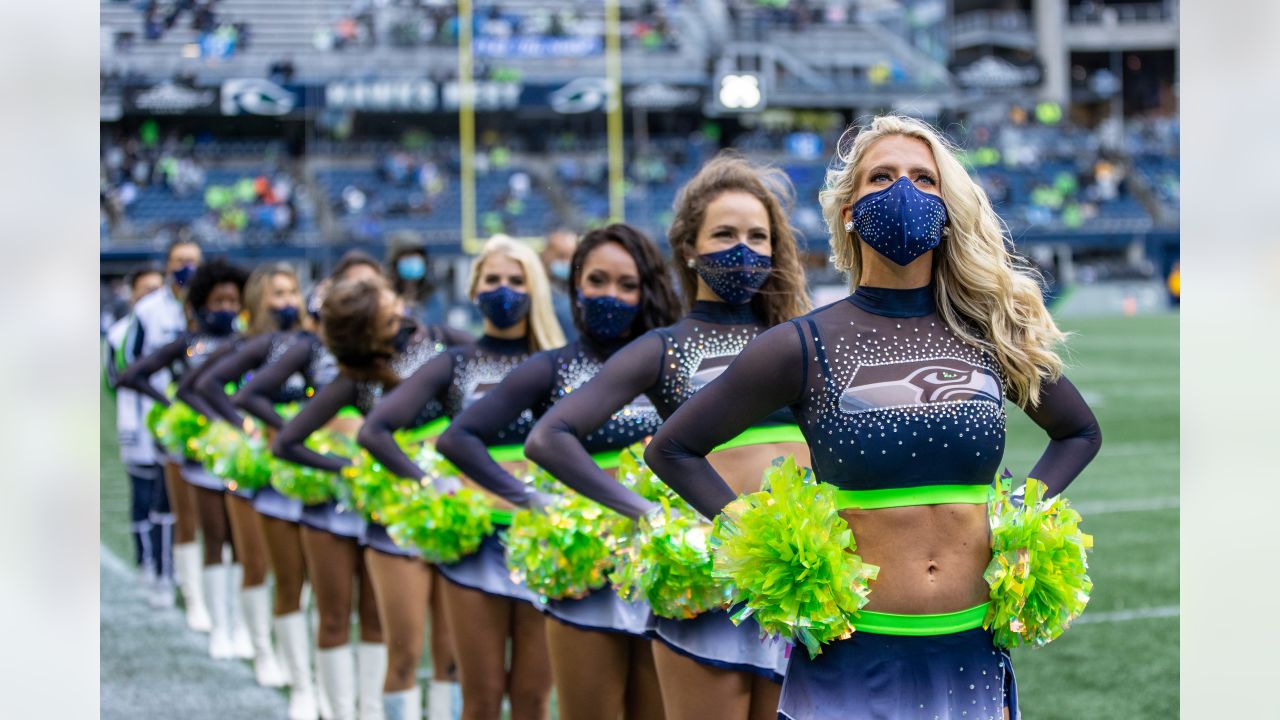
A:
123,238,208,629
273,273,470,720
102,265,167,599
119,258,253,661
644,116,1102,720
525,155,812,720
435,225,681,720
194,262,312,695
357,236,563,720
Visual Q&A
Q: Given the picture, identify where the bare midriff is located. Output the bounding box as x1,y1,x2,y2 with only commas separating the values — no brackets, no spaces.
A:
709,442,812,497
840,503,990,615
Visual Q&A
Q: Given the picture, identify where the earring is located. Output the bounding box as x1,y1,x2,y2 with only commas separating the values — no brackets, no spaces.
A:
686,257,696,268
941,226,951,238
844,221,854,232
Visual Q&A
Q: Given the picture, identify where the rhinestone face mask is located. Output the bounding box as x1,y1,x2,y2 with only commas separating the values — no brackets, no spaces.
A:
851,177,949,266
577,291,640,340
694,243,772,305
475,286,531,329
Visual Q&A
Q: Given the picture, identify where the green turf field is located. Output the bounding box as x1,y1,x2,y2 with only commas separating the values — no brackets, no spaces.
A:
101,311,1179,718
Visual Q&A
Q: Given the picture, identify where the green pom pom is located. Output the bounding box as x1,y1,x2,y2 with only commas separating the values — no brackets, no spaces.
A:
343,441,438,523
984,477,1094,649
269,430,352,505
711,455,879,659
199,421,242,481
154,401,209,460
385,485,495,564
505,490,632,601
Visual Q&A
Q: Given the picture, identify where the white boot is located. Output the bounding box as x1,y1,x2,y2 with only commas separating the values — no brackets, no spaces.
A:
275,612,319,720
202,564,233,659
426,681,459,720
242,585,287,687
227,564,255,659
175,543,211,632
313,609,334,720
357,643,388,720
383,686,421,720
317,645,357,720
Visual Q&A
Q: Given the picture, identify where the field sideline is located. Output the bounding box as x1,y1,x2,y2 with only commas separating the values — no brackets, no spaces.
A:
99,311,1179,718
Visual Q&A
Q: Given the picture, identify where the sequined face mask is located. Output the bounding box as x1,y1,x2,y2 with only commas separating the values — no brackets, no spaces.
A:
694,243,772,305
271,305,300,331
199,309,238,336
577,291,640,340
476,286,530,329
851,177,949,266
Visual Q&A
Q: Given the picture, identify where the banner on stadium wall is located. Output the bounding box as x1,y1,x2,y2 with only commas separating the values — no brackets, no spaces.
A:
124,81,219,115
474,36,602,59
323,80,523,113
950,55,1043,89
221,79,307,116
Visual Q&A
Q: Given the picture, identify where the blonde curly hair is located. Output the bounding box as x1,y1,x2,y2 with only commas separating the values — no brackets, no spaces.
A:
819,115,1066,407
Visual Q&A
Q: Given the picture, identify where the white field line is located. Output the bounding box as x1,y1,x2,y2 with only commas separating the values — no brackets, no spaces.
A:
1076,605,1180,624
1075,496,1180,515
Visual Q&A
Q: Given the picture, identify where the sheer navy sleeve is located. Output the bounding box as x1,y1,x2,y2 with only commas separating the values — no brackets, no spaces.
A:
233,336,311,430
356,353,455,479
197,334,273,428
525,333,664,519
176,342,240,420
436,353,554,506
1024,375,1102,496
272,377,358,472
117,337,187,406
644,322,805,519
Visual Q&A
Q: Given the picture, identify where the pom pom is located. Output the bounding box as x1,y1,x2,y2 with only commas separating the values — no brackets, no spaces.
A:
385,485,495,564
269,430,353,505
505,488,632,601
710,455,878,659
342,441,441,523
611,500,731,619
154,401,209,460
984,477,1094,649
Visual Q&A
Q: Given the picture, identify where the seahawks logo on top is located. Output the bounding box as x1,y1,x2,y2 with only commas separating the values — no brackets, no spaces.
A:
839,358,1002,415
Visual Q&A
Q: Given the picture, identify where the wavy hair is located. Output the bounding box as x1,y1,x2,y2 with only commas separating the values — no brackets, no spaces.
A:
319,276,401,388
568,223,682,339
185,258,249,313
467,235,566,352
819,114,1066,407
243,262,311,337
666,152,810,328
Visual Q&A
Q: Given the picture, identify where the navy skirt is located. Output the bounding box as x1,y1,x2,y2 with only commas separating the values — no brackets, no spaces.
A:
777,628,1018,720
299,501,366,540
252,486,303,522
544,586,651,638
436,533,544,608
363,522,419,559
181,460,224,492
648,609,789,684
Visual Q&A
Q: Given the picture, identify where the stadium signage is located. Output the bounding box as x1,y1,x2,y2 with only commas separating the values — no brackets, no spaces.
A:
221,79,298,116
125,81,218,115
474,36,602,59
952,56,1042,89
326,80,439,112
625,82,702,110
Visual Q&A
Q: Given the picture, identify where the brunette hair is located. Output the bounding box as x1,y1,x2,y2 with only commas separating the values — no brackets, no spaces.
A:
568,224,681,339
319,276,402,388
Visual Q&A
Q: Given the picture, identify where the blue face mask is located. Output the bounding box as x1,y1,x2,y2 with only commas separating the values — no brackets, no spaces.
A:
199,309,238,336
476,286,530,329
549,260,571,283
851,177,949,266
694,243,772,305
271,305,300,331
577,291,640,340
172,264,196,288
396,255,427,281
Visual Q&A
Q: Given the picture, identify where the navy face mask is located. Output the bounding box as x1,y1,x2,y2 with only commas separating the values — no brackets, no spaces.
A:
199,309,238,336
271,305,300,331
694,243,772,305
577,291,640,340
851,177,949,266
476,286,530,329
172,264,196,288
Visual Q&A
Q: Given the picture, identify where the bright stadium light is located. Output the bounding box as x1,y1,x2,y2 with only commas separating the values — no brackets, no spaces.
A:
717,74,763,111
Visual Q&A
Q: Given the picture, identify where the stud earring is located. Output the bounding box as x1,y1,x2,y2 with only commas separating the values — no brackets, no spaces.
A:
686,257,696,268
941,226,951,238
844,221,854,232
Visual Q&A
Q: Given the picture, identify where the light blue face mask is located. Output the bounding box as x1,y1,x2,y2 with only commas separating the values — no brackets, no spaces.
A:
396,254,427,281
851,177,949,266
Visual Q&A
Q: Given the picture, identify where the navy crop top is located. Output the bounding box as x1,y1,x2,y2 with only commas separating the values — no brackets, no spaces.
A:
271,326,461,472
525,301,792,518
357,335,534,480
231,332,340,430
435,336,661,506
645,285,1103,519
118,331,238,420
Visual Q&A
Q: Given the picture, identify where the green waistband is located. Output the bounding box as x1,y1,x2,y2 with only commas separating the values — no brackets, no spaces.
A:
711,425,806,454
853,603,990,636
400,417,451,444
489,509,513,525
831,483,991,511
591,449,624,470
336,406,362,420
487,444,526,464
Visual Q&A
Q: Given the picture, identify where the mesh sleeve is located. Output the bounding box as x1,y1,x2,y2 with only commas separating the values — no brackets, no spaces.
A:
271,377,358,472
233,335,312,430
1024,375,1103,496
644,322,805,519
436,352,555,506
524,333,665,518
197,334,273,428
355,352,455,479
117,336,187,405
